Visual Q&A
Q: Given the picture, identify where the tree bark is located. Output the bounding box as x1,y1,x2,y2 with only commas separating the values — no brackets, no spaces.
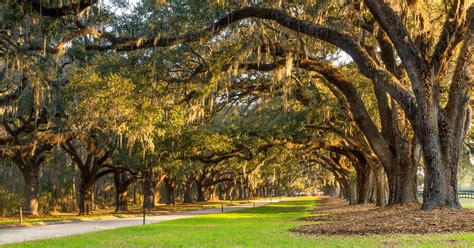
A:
23,171,39,216
183,182,193,204
338,181,350,201
133,184,138,205
373,164,388,207
70,159,78,212
115,189,128,212
354,165,373,204
373,82,419,205
196,181,206,202
163,178,175,205
349,176,358,205
421,8,473,209
79,181,93,215
207,185,218,201
142,177,156,209
114,170,134,212
387,159,418,204
13,157,43,216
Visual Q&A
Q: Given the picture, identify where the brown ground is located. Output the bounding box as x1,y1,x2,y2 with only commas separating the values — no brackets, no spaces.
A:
292,197,474,235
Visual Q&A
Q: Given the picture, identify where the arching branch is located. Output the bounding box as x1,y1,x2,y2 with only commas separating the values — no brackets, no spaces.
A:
431,0,468,75
364,0,425,85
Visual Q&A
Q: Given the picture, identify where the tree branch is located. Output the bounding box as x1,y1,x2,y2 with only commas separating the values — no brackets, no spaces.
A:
431,0,467,75
364,0,426,86
25,0,98,18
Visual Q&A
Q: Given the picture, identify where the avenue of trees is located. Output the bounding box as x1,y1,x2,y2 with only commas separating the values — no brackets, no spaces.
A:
0,0,472,216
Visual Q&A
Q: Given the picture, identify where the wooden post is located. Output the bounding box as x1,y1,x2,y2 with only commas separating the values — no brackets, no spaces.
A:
19,207,23,224
221,203,224,213
253,202,256,208
143,206,146,225
270,197,272,203
143,193,146,225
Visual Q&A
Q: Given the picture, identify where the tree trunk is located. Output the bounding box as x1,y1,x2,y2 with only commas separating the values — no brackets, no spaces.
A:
323,181,339,197
51,176,59,213
372,78,419,206
163,178,175,205
384,143,419,206
386,162,418,204
196,182,205,202
23,172,39,216
238,178,246,200
333,182,341,197
355,165,374,204
238,186,244,199
421,126,465,209
14,158,41,216
71,160,78,212
114,170,133,212
217,184,224,200
142,177,156,209
183,182,193,204
225,186,233,200
79,181,93,215
374,164,388,207
133,184,137,205
349,176,358,205
330,181,340,197
422,6,474,210
207,185,218,201
114,180,130,212
115,189,128,212
340,183,350,200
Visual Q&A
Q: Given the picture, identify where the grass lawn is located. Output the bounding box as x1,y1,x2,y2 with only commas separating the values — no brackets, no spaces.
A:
3,197,473,248
460,198,474,208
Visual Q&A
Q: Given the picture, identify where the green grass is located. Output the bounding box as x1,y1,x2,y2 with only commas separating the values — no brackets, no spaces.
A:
0,217,72,225
3,197,473,248
460,198,474,208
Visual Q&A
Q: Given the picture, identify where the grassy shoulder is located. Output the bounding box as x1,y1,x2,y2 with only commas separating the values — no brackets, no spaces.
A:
0,199,266,227
460,198,474,208
3,197,474,248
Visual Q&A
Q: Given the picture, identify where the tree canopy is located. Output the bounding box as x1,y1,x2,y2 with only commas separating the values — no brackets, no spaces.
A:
0,0,472,216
